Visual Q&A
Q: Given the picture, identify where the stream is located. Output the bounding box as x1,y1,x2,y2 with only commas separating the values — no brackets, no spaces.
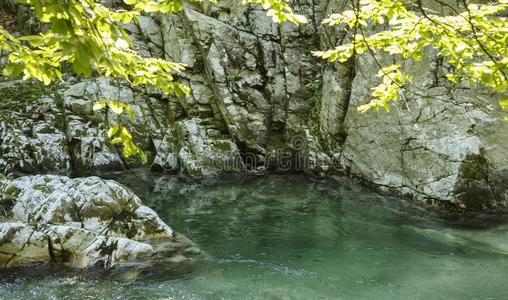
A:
1,174,508,299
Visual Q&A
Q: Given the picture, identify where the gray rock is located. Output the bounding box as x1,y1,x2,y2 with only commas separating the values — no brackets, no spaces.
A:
177,118,245,177
0,109,72,176
319,51,508,210
137,15,164,47
0,175,202,269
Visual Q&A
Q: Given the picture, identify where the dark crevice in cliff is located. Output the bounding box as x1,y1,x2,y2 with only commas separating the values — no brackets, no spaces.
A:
432,56,443,87
485,172,501,206
152,16,167,59
314,0,353,155
338,57,355,130
47,234,58,264
310,0,319,33
399,120,411,197
52,90,79,177
140,94,174,166
454,151,502,210
277,24,290,136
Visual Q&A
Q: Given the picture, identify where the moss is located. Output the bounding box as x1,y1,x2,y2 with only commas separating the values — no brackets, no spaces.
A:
212,141,232,151
97,239,118,257
303,75,322,120
106,208,139,239
454,150,497,210
0,79,49,105
1,182,21,216
140,219,166,238
458,152,489,181
32,184,47,191
107,205,167,240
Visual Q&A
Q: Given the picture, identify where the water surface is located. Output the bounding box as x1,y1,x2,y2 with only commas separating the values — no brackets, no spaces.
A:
1,174,508,299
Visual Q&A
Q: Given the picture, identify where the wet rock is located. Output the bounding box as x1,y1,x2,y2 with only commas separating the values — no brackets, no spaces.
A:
0,175,202,269
151,133,179,173
0,120,71,175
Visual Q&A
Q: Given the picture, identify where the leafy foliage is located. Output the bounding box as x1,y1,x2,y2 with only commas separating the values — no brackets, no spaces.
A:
1,0,189,95
92,98,147,162
242,0,307,24
0,0,306,162
314,0,508,113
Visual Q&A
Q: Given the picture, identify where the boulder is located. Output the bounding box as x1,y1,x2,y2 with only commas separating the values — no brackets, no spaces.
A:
0,175,203,269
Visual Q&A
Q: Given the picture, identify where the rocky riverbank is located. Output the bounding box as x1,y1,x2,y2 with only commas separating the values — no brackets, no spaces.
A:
0,175,204,269
0,0,506,212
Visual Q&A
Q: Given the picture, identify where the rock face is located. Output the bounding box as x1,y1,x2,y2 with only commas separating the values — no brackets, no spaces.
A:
0,175,202,269
0,0,506,211
316,1,508,211
327,55,508,211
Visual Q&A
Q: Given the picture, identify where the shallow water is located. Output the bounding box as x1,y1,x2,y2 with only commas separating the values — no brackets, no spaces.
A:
2,174,508,299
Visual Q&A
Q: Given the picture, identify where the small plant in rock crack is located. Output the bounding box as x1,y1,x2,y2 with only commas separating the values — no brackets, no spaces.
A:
304,75,322,115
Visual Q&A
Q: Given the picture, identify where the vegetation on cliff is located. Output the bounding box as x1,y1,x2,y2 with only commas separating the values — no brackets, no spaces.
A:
0,0,306,161
0,0,507,162
314,0,508,114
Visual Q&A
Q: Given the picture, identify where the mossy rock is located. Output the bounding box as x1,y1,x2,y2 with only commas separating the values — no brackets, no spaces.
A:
454,150,502,210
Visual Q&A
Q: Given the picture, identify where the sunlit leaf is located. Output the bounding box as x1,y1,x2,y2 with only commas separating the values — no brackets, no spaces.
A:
93,99,108,111
109,100,124,114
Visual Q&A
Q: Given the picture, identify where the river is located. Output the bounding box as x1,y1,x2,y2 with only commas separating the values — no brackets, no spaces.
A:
1,174,507,299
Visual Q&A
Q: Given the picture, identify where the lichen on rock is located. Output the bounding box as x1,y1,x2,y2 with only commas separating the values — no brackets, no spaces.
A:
0,175,203,269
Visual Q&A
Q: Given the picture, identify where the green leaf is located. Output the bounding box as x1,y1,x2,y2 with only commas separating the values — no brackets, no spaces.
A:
2,64,24,77
120,126,132,139
500,98,508,110
125,105,135,118
93,99,108,111
111,136,124,144
109,100,124,114
139,150,148,164
107,125,120,138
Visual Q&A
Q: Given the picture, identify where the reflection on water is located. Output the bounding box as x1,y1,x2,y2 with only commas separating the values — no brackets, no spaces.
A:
2,174,508,299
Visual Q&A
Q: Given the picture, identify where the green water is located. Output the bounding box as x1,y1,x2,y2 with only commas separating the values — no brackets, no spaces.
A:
2,174,508,299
